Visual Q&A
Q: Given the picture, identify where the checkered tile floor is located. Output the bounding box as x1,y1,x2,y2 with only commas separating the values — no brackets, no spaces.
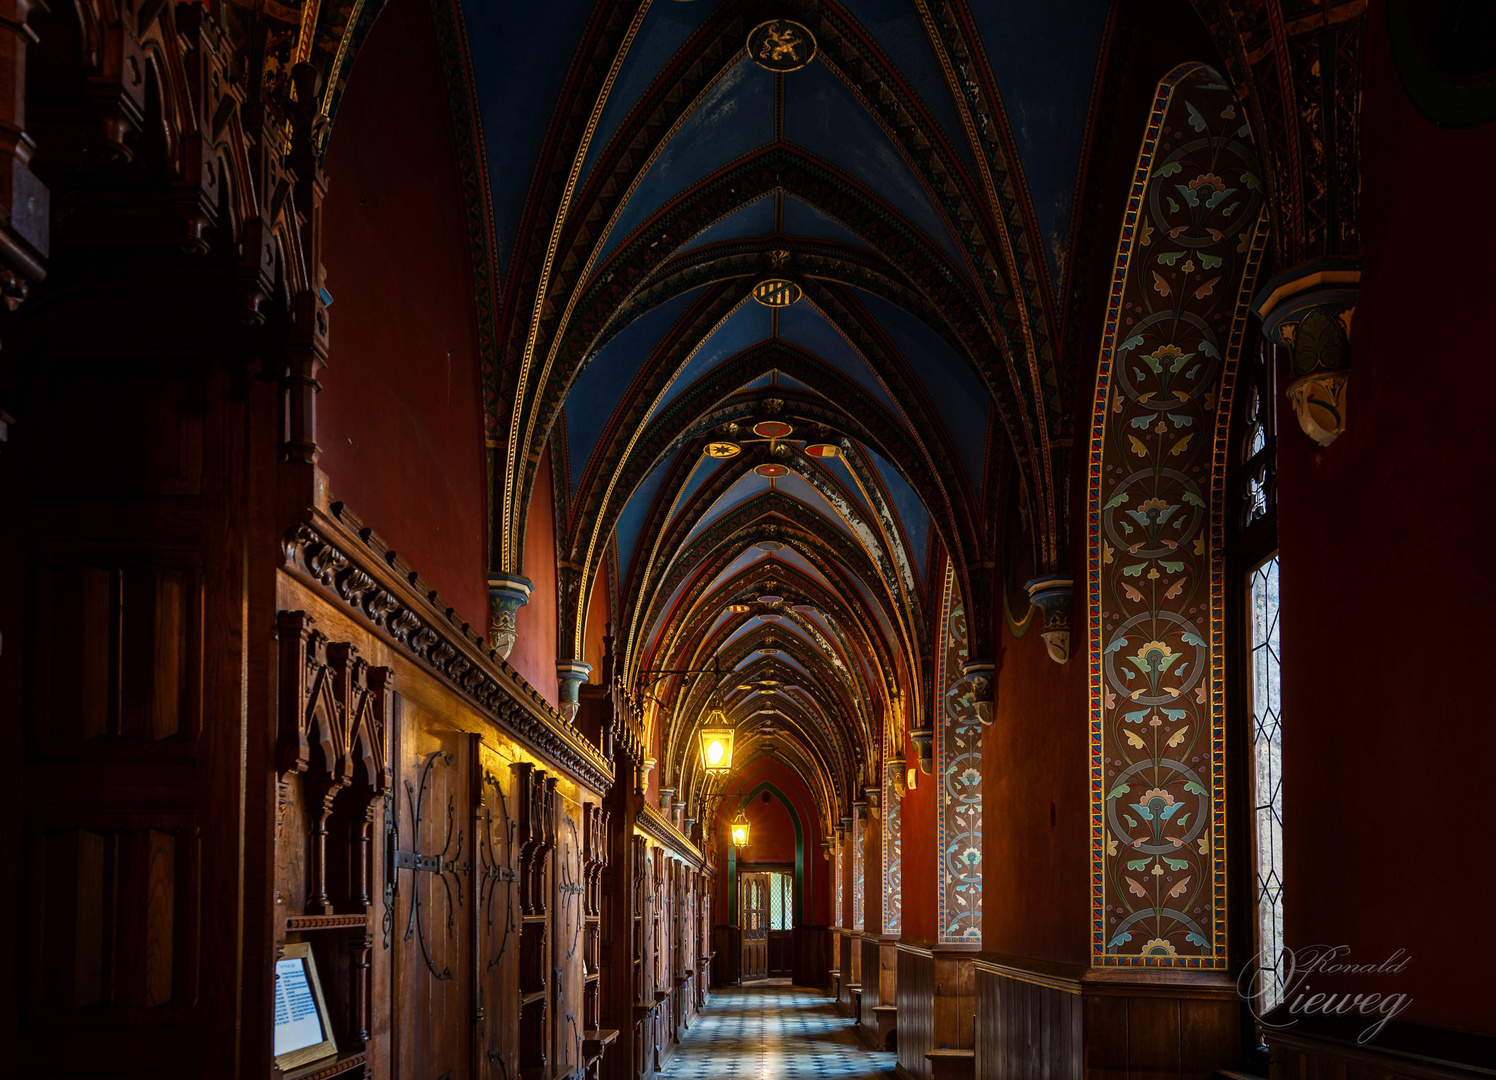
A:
663,981,896,1078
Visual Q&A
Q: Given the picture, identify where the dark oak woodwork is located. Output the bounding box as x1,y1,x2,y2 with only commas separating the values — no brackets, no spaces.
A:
972,955,1240,1080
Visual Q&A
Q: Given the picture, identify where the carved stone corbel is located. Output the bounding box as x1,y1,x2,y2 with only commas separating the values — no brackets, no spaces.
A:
1025,574,1074,664
949,659,996,727
556,659,592,723
487,572,533,659
908,724,934,774
1253,258,1362,447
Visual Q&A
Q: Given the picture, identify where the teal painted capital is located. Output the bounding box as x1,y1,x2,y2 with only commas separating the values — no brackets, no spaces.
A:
486,573,532,660
556,660,592,723
1025,573,1074,664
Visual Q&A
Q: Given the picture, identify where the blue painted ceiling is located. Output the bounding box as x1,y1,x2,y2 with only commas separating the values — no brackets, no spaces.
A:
463,0,1119,810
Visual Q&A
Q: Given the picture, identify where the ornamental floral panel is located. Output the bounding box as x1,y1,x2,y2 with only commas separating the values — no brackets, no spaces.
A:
835,838,844,929
936,564,982,944
1088,63,1267,967
882,761,902,935
853,812,865,932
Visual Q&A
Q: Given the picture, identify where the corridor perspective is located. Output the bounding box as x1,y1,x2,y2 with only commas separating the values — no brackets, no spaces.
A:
2,1,1493,1080
662,983,894,1080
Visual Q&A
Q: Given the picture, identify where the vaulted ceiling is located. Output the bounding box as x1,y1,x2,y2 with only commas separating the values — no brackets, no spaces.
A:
455,0,1116,828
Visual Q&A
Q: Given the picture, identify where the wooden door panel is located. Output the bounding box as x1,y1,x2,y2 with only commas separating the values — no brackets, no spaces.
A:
390,700,472,1080
474,741,519,1080
553,791,586,1079
741,874,768,981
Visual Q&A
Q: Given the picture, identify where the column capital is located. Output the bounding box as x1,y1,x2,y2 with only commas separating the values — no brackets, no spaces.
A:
486,573,533,660
1252,257,1362,447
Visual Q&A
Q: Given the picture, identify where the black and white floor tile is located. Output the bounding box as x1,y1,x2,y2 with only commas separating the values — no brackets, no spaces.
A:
663,981,897,1078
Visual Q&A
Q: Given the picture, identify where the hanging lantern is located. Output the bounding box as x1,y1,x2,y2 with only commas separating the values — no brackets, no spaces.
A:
730,808,751,848
697,707,735,773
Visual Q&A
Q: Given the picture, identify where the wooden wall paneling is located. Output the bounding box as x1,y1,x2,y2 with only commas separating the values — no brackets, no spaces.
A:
839,930,855,1013
860,935,881,1029
897,943,935,1080
1265,1028,1496,1080
5,340,267,1078
973,957,1246,1080
1121,996,1178,1080
932,947,976,1050
1081,993,1129,1080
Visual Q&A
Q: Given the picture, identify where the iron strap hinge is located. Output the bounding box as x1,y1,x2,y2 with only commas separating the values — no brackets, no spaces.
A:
395,849,446,873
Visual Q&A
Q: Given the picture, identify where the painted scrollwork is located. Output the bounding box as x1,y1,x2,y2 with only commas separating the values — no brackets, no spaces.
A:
1089,64,1267,966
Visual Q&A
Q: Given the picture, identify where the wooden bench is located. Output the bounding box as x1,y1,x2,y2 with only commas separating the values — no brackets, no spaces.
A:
827,967,841,999
847,983,863,1023
871,1004,897,1050
926,1048,975,1080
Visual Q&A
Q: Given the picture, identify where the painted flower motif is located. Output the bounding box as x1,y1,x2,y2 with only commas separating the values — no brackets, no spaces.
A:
1187,173,1225,196
960,846,981,867
1141,787,1176,806
1133,640,1176,671
1143,937,1180,958
959,767,981,787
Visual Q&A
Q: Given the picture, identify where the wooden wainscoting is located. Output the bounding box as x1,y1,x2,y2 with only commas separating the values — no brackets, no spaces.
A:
898,944,935,1080
898,942,977,1080
973,954,1239,1080
860,935,882,1032
791,925,832,990
839,930,857,1014
1267,1022,1496,1080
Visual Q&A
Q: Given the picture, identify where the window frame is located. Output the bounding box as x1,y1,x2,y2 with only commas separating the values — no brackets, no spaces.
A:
1225,327,1284,1056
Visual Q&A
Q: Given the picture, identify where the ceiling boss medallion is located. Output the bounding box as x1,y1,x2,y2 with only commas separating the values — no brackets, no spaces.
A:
748,19,816,72
705,440,741,458
751,278,802,307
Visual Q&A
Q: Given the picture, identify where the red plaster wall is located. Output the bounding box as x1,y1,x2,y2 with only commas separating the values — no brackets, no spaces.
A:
982,609,1088,965
900,742,937,941
318,0,488,629
1274,3,1496,1036
583,559,611,681
510,447,560,707
739,795,796,865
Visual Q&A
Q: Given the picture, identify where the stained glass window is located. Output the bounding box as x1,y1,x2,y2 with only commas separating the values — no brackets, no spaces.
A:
1249,555,1284,1010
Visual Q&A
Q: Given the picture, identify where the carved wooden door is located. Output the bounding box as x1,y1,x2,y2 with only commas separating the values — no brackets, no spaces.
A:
389,702,472,1079
553,792,586,1080
474,741,519,1080
740,874,768,981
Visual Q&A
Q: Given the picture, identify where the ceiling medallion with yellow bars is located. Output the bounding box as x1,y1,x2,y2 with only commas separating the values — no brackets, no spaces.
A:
751,278,802,307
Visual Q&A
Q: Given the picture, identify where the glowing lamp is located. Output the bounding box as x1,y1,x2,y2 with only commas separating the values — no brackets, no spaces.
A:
907,766,917,791
730,808,751,848
697,710,735,773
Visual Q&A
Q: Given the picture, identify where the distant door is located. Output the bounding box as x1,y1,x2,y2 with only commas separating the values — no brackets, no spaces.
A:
740,873,768,981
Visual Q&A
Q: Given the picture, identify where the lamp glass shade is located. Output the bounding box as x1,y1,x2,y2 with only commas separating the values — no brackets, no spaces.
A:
698,723,735,773
730,809,750,848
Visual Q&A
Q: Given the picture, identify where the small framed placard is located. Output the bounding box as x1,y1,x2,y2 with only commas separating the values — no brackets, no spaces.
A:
273,942,338,1070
